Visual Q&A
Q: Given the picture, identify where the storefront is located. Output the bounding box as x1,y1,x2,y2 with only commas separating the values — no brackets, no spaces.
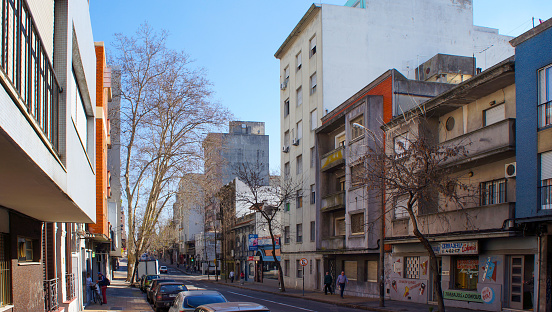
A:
387,237,537,311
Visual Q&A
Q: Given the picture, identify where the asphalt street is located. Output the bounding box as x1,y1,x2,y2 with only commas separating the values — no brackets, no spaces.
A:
159,266,363,312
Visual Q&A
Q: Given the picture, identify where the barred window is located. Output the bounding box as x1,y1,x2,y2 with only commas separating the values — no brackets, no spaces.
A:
480,179,506,205
351,213,364,235
404,256,420,279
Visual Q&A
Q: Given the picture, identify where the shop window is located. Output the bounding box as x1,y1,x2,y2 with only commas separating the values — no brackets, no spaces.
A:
480,179,506,205
404,256,420,279
344,260,357,281
350,213,364,235
366,260,378,282
17,237,34,262
453,257,478,290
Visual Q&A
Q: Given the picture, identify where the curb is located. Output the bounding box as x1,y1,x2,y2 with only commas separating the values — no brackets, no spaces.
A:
201,279,397,312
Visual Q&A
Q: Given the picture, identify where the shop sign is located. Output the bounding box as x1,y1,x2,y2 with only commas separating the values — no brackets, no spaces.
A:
247,256,254,261
439,241,478,255
457,259,478,270
248,234,258,251
443,290,483,303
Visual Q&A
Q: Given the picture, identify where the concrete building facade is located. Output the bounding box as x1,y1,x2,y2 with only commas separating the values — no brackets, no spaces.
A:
275,0,514,291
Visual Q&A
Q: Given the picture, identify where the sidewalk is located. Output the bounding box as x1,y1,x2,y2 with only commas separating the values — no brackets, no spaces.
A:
83,259,152,312
160,260,476,312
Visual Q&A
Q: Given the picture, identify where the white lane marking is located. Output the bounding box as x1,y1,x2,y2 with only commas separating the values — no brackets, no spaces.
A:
226,291,317,312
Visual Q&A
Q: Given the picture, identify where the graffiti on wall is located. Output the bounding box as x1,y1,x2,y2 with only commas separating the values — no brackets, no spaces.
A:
482,256,498,282
389,278,428,304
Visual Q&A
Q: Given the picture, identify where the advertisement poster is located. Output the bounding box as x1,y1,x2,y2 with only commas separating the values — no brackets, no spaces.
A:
248,234,258,251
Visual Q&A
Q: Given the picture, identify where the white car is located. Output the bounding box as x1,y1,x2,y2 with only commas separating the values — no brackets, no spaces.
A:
160,266,168,274
167,290,227,312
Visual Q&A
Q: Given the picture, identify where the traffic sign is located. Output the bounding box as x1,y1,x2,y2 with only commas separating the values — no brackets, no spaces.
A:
300,258,308,266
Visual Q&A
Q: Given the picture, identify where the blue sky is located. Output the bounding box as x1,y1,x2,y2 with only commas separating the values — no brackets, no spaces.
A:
89,1,551,173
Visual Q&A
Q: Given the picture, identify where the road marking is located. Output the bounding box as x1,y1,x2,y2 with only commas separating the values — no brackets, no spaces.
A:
227,291,317,312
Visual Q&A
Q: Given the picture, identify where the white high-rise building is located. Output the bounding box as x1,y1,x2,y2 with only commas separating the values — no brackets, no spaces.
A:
275,0,514,291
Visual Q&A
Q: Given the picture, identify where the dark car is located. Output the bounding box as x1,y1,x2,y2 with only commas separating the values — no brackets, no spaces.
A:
147,278,176,303
168,290,227,312
141,274,161,292
152,282,188,312
193,302,270,312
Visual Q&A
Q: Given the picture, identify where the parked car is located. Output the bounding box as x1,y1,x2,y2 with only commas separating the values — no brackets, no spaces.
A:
160,266,168,273
167,290,227,312
193,302,270,312
148,279,176,303
141,274,161,292
152,282,188,312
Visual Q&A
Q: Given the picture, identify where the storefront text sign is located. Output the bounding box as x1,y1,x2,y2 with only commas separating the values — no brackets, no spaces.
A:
443,290,483,302
439,241,478,255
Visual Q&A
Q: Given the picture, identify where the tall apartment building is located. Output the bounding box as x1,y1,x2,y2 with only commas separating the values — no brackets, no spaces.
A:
275,0,514,291
0,0,97,311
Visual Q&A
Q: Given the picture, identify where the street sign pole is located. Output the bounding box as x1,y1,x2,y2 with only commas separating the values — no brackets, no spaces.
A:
302,269,305,296
299,258,308,296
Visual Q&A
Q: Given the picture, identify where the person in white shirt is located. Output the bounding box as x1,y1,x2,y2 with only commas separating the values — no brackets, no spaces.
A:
85,273,94,304
336,271,349,298
229,271,235,283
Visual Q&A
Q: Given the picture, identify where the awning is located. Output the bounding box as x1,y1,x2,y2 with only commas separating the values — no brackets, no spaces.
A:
260,248,280,262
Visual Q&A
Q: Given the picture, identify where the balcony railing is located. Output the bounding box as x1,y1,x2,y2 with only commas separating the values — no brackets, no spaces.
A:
321,191,345,212
44,278,59,312
440,118,515,166
0,0,61,152
538,100,552,129
65,273,75,301
540,185,552,210
320,146,345,172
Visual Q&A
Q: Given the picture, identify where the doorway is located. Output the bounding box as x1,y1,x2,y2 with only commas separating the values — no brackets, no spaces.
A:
509,255,534,310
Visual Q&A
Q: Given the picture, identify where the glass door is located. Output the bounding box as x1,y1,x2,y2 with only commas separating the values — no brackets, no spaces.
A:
509,256,524,309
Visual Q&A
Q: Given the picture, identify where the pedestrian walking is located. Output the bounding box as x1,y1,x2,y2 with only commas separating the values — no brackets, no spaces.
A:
96,272,108,304
229,270,235,283
323,272,333,295
240,271,245,285
336,271,349,298
85,273,94,305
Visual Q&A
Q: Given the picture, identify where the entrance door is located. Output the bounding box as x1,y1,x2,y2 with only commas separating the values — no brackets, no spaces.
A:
509,256,524,309
315,259,320,289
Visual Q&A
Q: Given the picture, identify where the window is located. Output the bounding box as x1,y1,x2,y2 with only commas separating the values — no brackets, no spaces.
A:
296,260,303,278
296,190,303,209
350,115,364,140
297,120,303,140
296,224,303,243
310,72,317,95
296,86,303,106
310,184,316,204
284,66,290,82
310,109,318,131
394,132,410,156
310,147,315,168
310,221,315,241
538,64,552,128
71,70,89,150
338,176,346,191
366,260,378,282
296,51,302,71
17,237,33,262
284,226,290,244
453,257,478,290
284,130,290,148
541,151,552,210
351,213,364,235
284,162,290,180
404,256,420,279
0,234,12,306
296,155,303,174
335,132,346,148
484,104,505,126
285,202,290,212
394,194,409,219
284,260,290,276
344,261,357,281
480,179,506,205
335,217,346,236
284,98,290,117
309,35,317,58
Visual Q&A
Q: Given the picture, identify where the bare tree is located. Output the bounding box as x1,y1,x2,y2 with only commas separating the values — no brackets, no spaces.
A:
358,116,473,312
234,162,301,292
112,24,230,282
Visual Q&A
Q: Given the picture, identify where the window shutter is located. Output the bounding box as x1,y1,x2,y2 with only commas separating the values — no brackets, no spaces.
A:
484,104,505,126
542,151,552,180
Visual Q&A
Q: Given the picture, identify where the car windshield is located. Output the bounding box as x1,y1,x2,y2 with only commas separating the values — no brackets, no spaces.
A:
160,284,187,293
147,275,160,280
183,295,227,308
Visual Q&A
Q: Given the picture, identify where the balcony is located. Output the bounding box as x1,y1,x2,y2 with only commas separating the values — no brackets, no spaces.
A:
65,273,75,301
321,236,346,250
321,191,345,212
44,278,59,312
320,146,345,172
440,118,515,167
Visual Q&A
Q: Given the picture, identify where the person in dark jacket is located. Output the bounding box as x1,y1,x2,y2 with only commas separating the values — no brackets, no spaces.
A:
96,272,108,304
324,272,333,295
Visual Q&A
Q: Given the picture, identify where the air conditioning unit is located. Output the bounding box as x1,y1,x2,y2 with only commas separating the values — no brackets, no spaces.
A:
505,162,516,178
280,80,288,90
292,138,300,146
282,146,289,153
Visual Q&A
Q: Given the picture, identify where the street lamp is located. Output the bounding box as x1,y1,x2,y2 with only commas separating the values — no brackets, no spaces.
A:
352,122,386,307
